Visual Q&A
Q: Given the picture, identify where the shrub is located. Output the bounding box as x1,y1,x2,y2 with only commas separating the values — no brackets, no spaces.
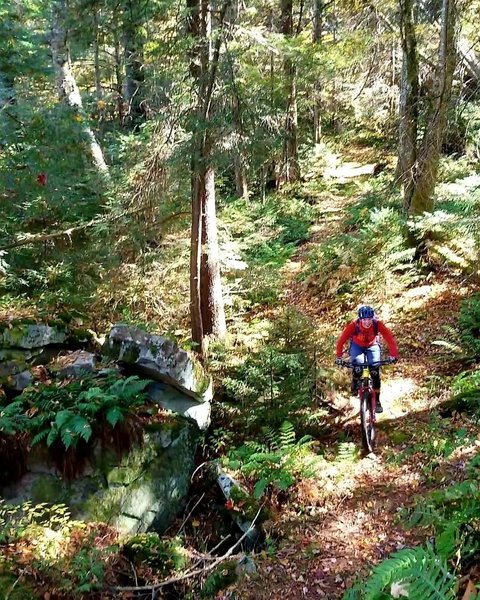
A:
459,294,480,358
224,421,321,499
123,533,187,576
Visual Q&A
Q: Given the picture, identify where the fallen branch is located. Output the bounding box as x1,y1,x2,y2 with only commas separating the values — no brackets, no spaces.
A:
112,505,263,594
0,209,190,252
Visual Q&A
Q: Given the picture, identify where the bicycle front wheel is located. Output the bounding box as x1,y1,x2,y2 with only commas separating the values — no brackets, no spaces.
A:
360,390,375,453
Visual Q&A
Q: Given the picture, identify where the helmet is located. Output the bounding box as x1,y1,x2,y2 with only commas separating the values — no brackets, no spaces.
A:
358,305,375,319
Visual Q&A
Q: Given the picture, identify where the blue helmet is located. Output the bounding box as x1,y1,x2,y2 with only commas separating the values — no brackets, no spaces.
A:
358,305,375,319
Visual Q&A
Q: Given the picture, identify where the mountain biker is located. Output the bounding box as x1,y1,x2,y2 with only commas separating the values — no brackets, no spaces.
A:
335,305,398,413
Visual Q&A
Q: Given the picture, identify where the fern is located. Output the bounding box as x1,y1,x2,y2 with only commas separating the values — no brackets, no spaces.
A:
363,546,456,600
0,400,27,435
278,420,296,449
225,421,316,499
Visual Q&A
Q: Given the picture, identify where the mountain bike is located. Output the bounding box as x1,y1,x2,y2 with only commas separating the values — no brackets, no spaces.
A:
337,357,394,453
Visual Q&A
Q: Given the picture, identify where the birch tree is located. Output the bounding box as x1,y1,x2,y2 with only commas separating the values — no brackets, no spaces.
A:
50,0,110,175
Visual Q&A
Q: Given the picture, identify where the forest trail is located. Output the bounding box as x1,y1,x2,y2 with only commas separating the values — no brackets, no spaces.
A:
231,152,475,600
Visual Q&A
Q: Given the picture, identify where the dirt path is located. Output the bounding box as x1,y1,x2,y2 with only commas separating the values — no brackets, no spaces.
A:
225,156,473,600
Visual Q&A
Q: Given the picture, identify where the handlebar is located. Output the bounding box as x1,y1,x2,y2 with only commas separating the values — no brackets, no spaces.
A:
337,359,395,368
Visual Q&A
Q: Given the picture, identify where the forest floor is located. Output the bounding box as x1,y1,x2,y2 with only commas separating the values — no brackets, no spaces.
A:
225,149,477,599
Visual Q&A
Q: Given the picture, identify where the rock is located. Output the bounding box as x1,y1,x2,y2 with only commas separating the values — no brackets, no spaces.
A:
6,370,33,392
1,322,68,349
1,417,200,536
147,381,211,430
52,350,97,378
103,325,213,403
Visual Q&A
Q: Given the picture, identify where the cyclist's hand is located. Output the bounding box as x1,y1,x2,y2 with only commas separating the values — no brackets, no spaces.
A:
388,356,398,364
335,357,343,366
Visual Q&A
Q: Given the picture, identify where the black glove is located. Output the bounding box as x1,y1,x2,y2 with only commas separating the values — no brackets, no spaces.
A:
388,356,398,364
335,357,343,365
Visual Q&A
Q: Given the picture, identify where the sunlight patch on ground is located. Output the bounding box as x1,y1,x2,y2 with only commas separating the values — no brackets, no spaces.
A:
398,283,449,311
324,162,377,180
381,377,418,418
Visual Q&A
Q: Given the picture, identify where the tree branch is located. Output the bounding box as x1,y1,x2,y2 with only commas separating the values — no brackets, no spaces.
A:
0,209,190,252
112,505,263,594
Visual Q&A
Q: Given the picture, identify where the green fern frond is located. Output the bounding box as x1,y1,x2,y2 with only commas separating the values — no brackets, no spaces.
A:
70,415,92,443
278,420,296,449
60,427,75,450
364,545,456,600
55,409,74,428
31,429,49,446
106,407,124,428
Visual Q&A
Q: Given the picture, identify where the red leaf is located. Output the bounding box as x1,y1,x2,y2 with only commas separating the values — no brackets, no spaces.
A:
36,173,47,186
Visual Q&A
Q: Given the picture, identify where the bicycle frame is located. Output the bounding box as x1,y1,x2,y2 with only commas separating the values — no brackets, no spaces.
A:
338,358,392,453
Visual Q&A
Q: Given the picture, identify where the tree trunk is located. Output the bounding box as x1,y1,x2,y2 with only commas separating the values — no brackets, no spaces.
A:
201,165,227,338
123,0,147,128
231,83,249,199
313,0,323,144
113,28,124,123
407,0,457,216
93,9,103,100
0,72,15,108
188,0,228,354
190,149,204,355
281,0,300,182
50,0,109,175
396,0,419,207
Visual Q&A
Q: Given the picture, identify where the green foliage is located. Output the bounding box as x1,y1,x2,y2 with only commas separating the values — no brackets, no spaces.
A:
200,561,237,598
222,196,314,309
407,479,480,566
220,308,319,433
459,295,480,358
67,546,106,594
0,374,150,481
344,545,457,600
224,421,319,499
302,193,416,301
0,500,71,544
123,533,187,576
26,374,149,453
0,400,28,435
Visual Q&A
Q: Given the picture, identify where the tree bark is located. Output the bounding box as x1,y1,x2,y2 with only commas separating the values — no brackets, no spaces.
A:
93,8,103,100
123,0,147,127
396,0,419,207
0,72,15,108
313,0,323,144
407,0,457,216
281,0,300,182
188,0,229,354
50,0,109,175
230,70,249,199
201,165,227,338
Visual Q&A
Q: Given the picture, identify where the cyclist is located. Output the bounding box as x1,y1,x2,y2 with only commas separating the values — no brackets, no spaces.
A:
335,305,398,413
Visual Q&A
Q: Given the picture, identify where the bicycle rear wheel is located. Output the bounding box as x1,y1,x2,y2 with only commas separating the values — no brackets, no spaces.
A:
360,390,375,453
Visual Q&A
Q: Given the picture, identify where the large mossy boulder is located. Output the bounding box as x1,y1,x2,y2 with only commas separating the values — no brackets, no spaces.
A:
1,322,68,349
104,325,213,403
1,417,199,535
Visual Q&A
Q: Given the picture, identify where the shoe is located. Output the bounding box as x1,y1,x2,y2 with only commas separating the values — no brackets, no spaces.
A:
375,400,383,413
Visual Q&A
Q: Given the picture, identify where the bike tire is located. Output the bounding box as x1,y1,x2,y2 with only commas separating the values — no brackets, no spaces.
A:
360,390,375,453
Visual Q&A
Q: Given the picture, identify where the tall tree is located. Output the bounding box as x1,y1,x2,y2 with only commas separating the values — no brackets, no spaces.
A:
281,0,300,182
122,0,147,127
396,0,419,201
398,0,458,216
188,0,228,355
313,0,324,144
50,0,110,175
